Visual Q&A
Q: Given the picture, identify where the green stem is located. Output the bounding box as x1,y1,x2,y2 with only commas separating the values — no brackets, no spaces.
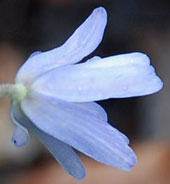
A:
0,83,27,101
0,84,15,98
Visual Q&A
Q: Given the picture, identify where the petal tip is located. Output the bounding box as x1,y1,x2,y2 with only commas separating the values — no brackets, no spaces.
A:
11,136,29,147
93,6,107,22
128,154,138,170
128,52,151,65
146,75,163,95
155,77,164,91
123,150,138,171
94,6,107,13
65,160,86,179
73,170,86,180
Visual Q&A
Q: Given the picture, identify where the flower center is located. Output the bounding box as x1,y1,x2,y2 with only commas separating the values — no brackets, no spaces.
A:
0,83,28,102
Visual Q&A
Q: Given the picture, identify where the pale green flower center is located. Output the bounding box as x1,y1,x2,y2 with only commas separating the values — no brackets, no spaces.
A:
0,83,28,102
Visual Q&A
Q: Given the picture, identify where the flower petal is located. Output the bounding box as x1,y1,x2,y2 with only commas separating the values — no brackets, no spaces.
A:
32,52,163,102
10,106,30,147
75,102,108,122
11,127,29,147
11,103,86,179
16,7,107,84
86,56,101,63
21,92,137,171
75,102,129,144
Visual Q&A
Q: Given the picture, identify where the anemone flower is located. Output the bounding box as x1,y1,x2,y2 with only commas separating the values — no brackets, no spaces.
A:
0,7,163,179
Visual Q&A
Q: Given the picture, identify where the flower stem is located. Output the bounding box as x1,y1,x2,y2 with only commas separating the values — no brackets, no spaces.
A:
0,84,15,98
0,83,27,102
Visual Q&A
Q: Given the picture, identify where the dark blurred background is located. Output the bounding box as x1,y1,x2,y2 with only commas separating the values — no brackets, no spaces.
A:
0,0,170,183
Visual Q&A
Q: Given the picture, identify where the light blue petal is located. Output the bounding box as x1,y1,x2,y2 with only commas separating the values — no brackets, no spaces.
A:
16,7,107,84
32,52,163,102
11,127,29,147
76,102,129,144
34,128,86,179
10,106,30,147
21,92,137,171
86,56,101,63
29,51,42,57
75,102,108,122
11,103,86,179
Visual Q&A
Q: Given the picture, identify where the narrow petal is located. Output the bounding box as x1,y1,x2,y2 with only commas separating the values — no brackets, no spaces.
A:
32,52,163,102
21,92,137,171
16,7,107,84
10,107,30,147
34,128,86,179
11,103,86,179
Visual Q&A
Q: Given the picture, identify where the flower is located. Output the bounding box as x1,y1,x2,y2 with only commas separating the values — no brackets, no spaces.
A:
0,7,163,179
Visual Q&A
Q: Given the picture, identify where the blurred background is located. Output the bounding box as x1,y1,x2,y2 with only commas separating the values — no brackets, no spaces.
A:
0,0,170,183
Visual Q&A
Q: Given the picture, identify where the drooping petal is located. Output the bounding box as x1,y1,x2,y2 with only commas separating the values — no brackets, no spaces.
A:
32,52,163,102
21,92,137,171
10,107,30,147
16,7,107,84
11,127,29,147
11,103,86,179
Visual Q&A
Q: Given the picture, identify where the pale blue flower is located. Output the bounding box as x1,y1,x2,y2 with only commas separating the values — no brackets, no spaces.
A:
0,7,163,179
